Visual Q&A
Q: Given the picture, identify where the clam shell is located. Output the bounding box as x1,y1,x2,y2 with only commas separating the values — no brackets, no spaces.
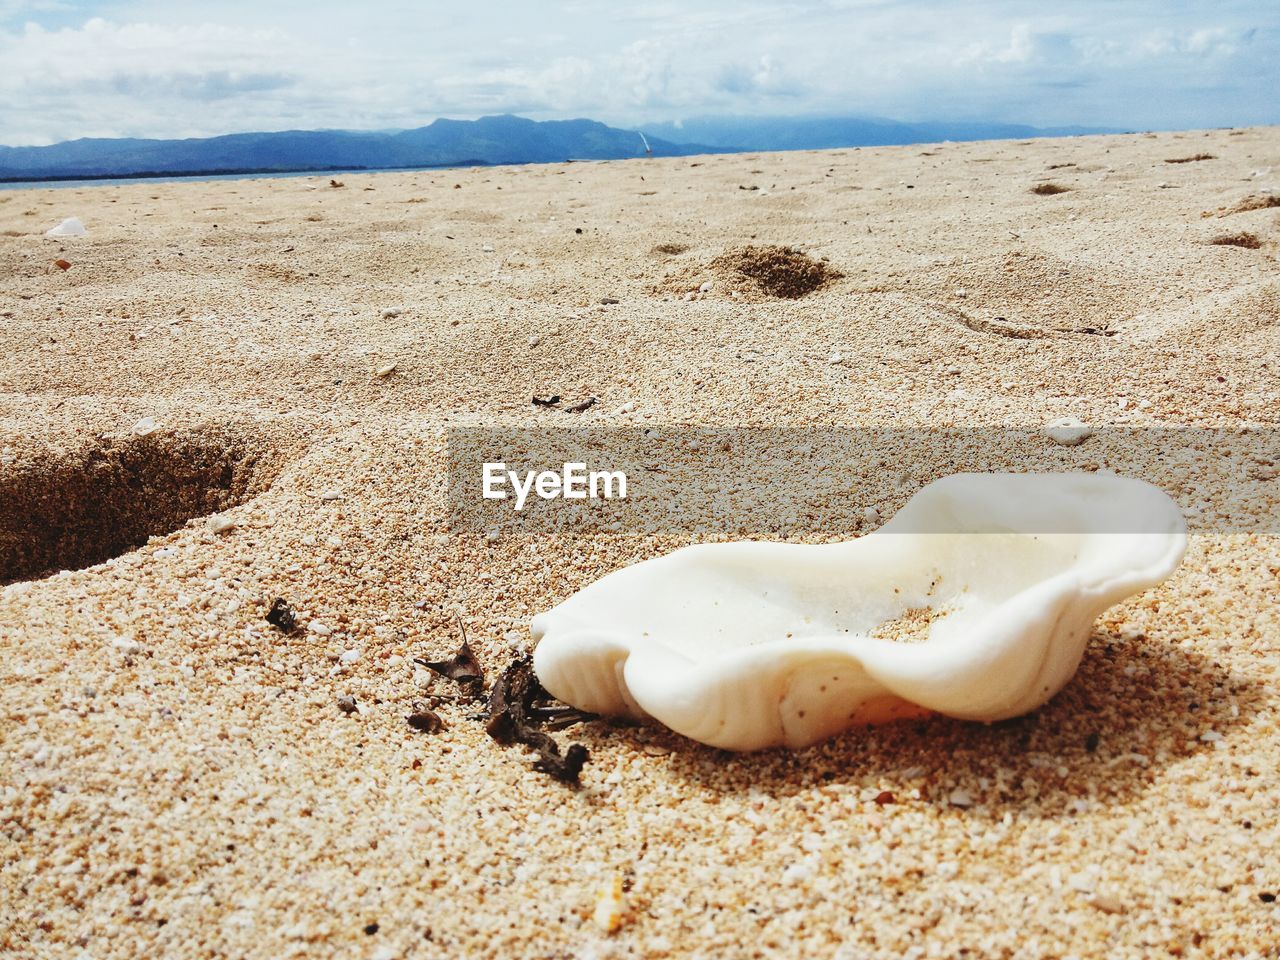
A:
531,473,1187,751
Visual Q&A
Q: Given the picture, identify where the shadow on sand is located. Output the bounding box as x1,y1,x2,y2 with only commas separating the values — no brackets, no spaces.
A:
570,628,1262,819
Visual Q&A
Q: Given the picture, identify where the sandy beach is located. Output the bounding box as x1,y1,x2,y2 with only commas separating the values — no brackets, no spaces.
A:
2,126,1279,958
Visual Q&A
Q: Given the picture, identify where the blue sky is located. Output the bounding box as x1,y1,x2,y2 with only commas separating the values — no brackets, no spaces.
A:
1,1,1276,145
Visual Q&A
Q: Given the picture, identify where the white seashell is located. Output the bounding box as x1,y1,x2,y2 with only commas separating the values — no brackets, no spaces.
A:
131,417,159,436
45,217,87,237
531,473,1187,751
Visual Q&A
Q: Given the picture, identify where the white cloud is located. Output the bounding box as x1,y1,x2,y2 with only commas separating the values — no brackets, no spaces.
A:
0,1,1276,145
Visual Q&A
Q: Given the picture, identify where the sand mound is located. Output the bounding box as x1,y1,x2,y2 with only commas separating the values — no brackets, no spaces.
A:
1210,231,1263,249
709,244,841,299
1207,194,1280,217
651,243,840,300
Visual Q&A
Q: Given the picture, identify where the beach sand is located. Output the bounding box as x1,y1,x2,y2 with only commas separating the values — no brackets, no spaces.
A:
1,127,1279,958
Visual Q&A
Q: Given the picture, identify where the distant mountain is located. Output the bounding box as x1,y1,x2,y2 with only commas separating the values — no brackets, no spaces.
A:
643,115,1119,152
0,112,1122,183
0,115,712,182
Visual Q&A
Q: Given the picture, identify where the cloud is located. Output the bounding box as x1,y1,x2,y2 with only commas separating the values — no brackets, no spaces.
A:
0,1,1276,145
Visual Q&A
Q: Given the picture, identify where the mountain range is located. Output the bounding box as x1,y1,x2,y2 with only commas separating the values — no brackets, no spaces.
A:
0,113,1118,182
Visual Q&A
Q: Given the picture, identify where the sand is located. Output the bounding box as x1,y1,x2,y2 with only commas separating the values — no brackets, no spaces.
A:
1,127,1279,959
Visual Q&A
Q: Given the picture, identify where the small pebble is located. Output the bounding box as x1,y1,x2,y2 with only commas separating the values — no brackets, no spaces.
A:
336,695,357,714
699,280,713,294
948,789,974,808
528,335,542,347
374,363,397,379
1044,417,1094,446
339,649,361,664
593,874,626,933
207,515,236,534
1089,894,1125,914
319,489,343,501
379,308,402,319
131,417,159,436
863,506,881,523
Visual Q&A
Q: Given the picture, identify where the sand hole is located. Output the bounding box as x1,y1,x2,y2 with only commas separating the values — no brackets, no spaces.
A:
1209,232,1262,249
650,242,690,257
0,424,292,584
1031,183,1071,196
709,244,841,299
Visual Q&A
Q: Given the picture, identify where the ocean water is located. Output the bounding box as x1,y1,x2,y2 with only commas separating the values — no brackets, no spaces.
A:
0,165,464,192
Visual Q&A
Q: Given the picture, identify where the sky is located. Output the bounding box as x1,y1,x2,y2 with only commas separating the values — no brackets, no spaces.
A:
0,1,1277,146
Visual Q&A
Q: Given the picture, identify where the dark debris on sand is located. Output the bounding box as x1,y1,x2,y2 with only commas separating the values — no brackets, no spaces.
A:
484,655,594,784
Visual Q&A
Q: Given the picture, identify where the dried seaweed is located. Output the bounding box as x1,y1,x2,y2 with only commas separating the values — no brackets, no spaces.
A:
564,396,598,413
484,654,592,783
414,621,485,699
532,394,561,407
265,597,297,632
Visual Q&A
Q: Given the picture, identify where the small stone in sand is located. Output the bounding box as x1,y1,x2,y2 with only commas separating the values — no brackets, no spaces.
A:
592,875,626,934
1044,417,1094,446
319,489,343,501
131,417,160,436
111,636,141,655
374,363,397,378
265,598,297,632
207,515,236,534
1089,894,1125,914
948,789,974,808
379,308,402,318
406,702,445,733
336,695,357,714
